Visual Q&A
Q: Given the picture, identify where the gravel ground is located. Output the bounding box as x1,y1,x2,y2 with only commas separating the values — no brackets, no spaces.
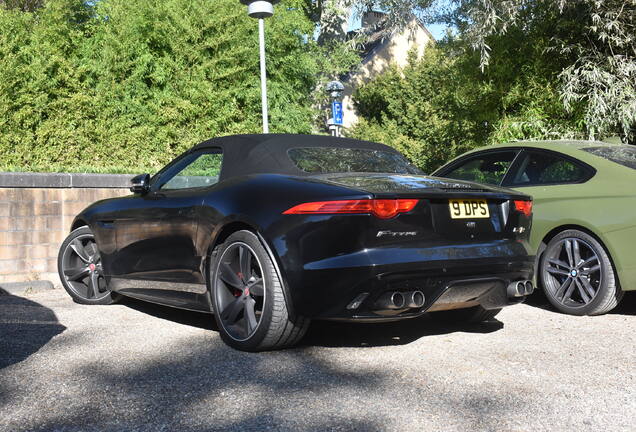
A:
1,288,635,432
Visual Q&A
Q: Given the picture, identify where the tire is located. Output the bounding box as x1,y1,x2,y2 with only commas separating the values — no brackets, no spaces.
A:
57,226,120,305
209,230,309,351
430,306,502,323
540,229,623,315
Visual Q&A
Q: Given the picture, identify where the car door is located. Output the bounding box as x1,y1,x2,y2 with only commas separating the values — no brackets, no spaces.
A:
107,148,223,301
434,149,521,186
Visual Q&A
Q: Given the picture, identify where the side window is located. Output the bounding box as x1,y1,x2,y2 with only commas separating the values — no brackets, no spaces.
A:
442,151,517,186
159,151,223,190
509,152,588,186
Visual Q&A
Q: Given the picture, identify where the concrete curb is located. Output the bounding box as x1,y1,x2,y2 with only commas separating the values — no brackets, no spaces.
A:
0,280,56,296
0,172,134,188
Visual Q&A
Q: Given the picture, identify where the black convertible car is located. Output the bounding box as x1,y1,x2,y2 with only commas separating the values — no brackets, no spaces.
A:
58,134,535,351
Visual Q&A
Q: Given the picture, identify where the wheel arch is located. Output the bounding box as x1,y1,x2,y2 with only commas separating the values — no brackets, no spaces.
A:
209,221,257,252
70,217,89,232
536,224,620,289
203,220,257,289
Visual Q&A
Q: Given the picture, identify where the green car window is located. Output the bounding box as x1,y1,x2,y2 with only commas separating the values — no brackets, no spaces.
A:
442,151,517,185
582,146,636,170
511,151,588,186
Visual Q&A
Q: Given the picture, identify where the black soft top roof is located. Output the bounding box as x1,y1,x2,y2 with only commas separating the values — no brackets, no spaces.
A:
193,134,400,179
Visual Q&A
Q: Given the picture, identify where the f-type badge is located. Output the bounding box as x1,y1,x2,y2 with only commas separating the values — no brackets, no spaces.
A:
376,230,418,238
466,222,476,228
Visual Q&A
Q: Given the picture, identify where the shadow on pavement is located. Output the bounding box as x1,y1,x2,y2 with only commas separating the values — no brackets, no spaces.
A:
120,296,502,348
522,289,553,311
120,296,217,330
0,293,534,432
0,288,66,370
611,291,636,316
23,330,524,432
303,316,503,348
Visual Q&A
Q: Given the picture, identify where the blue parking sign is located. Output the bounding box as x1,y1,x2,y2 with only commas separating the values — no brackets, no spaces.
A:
332,101,343,126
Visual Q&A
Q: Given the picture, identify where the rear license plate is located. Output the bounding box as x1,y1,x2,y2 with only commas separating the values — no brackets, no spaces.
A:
448,199,490,219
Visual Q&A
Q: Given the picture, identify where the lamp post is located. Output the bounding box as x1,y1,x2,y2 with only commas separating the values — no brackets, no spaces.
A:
326,80,344,137
240,0,279,134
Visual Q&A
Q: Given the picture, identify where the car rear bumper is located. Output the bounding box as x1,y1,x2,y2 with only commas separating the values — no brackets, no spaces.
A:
602,226,636,291
328,274,533,322
278,241,535,320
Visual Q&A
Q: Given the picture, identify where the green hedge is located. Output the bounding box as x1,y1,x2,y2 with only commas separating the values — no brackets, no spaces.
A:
0,0,319,174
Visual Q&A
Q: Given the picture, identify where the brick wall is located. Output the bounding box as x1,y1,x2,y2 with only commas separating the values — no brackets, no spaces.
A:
0,173,131,285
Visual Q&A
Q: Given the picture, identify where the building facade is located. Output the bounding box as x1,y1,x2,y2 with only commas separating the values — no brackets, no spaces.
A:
341,11,434,129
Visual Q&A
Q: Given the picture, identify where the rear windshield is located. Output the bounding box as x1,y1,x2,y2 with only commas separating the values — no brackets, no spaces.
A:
288,147,422,175
582,146,636,170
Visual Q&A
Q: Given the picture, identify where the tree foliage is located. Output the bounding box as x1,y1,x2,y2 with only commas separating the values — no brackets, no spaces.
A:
350,30,586,172
0,0,319,173
0,0,44,12
440,0,636,141
1,0,634,173
350,0,634,173
335,0,635,144
349,48,483,172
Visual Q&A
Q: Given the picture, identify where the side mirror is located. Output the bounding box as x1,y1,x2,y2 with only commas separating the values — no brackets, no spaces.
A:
130,174,151,194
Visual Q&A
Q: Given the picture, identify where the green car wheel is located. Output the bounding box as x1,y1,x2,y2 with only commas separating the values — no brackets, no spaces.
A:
540,229,623,315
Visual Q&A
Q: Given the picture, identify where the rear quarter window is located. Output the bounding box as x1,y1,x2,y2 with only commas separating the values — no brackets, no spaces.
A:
288,147,421,175
509,151,592,186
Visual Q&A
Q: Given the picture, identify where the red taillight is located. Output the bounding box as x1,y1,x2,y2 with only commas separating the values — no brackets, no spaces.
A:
283,199,419,219
514,200,533,217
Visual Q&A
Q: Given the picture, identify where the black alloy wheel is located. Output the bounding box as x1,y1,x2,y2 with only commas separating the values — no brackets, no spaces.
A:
210,230,309,351
214,241,265,341
540,230,622,315
57,226,119,305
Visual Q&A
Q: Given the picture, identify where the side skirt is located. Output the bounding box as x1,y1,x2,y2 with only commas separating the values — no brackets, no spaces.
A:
110,278,212,313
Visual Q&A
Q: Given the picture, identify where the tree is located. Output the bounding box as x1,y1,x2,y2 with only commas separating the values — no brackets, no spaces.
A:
0,0,44,12
317,0,634,143
2,0,633,173
305,0,435,43
349,22,587,171
349,47,493,172
439,0,636,142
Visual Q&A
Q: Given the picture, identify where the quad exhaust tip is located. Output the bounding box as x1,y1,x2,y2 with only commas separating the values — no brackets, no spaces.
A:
404,290,425,308
507,280,534,298
524,281,533,296
373,290,425,310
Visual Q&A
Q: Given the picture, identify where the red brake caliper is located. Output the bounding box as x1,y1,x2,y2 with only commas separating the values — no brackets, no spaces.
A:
234,272,244,296
239,273,250,295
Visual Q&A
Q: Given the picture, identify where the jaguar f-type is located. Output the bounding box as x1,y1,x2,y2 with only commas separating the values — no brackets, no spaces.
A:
58,134,535,351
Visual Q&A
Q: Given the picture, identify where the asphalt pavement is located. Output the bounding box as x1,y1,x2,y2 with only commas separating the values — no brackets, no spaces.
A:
1,288,635,431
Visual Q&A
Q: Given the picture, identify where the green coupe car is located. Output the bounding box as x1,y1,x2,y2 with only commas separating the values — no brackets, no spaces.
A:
434,140,635,315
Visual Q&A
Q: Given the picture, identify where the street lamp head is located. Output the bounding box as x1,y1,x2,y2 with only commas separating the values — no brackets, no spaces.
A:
326,80,344,99
240,0,280,19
